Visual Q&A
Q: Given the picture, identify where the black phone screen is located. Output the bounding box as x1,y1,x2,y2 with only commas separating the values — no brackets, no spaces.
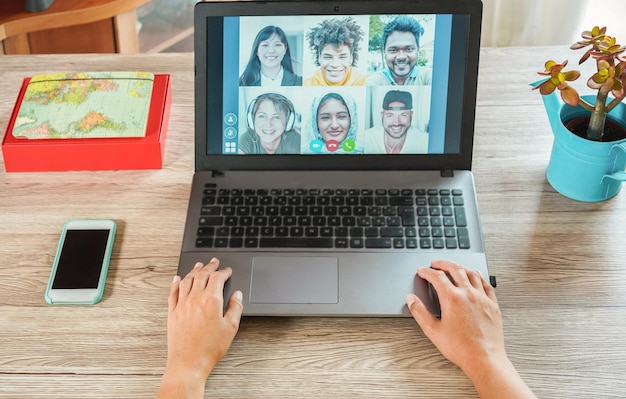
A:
52,229,110,289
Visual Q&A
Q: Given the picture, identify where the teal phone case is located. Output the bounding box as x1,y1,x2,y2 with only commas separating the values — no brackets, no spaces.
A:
45,220,116,305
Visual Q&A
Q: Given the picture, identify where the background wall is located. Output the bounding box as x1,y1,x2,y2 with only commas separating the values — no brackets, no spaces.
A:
481,0,626,47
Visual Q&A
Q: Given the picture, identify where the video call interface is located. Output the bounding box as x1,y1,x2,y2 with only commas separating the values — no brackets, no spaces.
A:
213,13,469,156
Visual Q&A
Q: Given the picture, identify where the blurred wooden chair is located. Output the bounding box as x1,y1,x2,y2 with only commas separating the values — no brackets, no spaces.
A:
0,0,151,54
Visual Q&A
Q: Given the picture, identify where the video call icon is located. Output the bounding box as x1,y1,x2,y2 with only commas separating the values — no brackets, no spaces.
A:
224,113,237,126
224,127,237,139
341,139,355,152
309,139,324,153
326,140,340,152
308,139,356,153
224,142,237,153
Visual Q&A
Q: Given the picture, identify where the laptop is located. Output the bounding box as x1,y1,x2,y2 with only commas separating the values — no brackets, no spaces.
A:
178,0,488,316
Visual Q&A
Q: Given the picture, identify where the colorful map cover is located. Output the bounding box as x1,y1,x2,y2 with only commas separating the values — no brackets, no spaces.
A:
11,72,154,139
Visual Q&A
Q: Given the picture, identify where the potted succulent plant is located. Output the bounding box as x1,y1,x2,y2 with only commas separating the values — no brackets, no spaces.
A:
532,26,626,202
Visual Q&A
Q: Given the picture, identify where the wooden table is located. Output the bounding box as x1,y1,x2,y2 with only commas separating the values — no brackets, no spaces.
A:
0,0,150,54
1,48,625,398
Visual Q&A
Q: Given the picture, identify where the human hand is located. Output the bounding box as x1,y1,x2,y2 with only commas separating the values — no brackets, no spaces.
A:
157,258,243,399
405,260,504,375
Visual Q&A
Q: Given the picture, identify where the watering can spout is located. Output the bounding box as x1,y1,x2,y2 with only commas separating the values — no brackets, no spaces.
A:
530,79,563,133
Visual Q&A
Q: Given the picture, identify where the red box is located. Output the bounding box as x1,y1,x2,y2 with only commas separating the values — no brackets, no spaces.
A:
2,74,171,172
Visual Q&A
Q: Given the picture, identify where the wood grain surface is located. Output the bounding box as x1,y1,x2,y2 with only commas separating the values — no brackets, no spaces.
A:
1,48,625,398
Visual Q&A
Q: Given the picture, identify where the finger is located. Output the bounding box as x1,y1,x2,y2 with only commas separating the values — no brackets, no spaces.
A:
466,269,484,290
179,262,204,297
224,290,244,330
406,293,438,335
206,267,233,295
418,267,452,295
191,258,221,291
433,260,472,287
168,275,181,313
206,257,220,272
480,274,498,303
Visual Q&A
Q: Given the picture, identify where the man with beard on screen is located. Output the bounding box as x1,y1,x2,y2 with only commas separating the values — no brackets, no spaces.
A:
367,16,432,86
364,90,428,154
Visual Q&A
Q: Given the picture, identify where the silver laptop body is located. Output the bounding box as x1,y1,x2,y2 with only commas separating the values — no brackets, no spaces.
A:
178,0,487,317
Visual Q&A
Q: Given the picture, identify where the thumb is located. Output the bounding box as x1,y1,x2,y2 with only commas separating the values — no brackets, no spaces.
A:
406,293,438,334
224,290,244,330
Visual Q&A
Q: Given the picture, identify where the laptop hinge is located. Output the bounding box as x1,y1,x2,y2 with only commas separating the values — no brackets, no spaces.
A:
211,170,225,178
440,169,454,178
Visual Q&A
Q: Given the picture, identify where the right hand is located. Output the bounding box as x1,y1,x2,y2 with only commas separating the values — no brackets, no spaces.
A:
405,260,505,374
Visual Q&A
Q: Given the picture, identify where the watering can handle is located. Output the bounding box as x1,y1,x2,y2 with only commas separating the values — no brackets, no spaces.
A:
604,143,626,182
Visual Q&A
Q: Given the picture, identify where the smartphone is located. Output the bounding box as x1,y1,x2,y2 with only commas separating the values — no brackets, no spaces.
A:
45,220,116,305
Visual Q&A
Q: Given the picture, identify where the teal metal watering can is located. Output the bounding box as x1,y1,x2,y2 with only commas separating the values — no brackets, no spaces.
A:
532,80,626,202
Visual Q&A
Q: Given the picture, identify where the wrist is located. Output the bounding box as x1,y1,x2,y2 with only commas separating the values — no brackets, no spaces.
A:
157,363,212,399
463,352,536,399
463,351,513,385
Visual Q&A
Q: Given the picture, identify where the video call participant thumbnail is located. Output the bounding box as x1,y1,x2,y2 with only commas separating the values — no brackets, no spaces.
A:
367,16,432,86
239,25,302,87
364,90,428,154
238,93,301,154
304,92,362,154
304,17,366,86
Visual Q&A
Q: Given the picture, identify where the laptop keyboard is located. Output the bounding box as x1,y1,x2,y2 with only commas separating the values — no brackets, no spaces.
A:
195,185,470,250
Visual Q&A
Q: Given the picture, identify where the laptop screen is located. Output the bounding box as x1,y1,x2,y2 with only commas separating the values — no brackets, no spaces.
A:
195,1,482,171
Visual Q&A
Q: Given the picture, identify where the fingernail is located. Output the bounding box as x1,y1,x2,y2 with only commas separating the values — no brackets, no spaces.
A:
172,275,181,283
234,290,243,301
210,257,219,263
194,262,203,268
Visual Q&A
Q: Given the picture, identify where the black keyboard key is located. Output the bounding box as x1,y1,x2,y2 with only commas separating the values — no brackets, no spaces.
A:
320,227,334,237
458,228,470,249
389,196,413,206
335,238,349,248
229,238,243,248
365,238,392,248
201,206,220,215
365,227,379,237
305,227,318,236
195,238,213,247
386,216,402,226
454,207,467,227
244,238,258,247
393,238,405,248
231,227,244,236
335,227,349,237
399,206,416,226
197,227,214,237
440,196,452,206
445,238,458,249
259,238,333,248
199,216,223,226
350,238,364,248
380,227,404,237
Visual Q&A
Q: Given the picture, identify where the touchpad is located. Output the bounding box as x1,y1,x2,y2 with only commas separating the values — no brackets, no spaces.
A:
249,257,338,304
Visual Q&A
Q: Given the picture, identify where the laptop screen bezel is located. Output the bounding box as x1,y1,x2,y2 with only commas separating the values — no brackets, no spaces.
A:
194,0,482,172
